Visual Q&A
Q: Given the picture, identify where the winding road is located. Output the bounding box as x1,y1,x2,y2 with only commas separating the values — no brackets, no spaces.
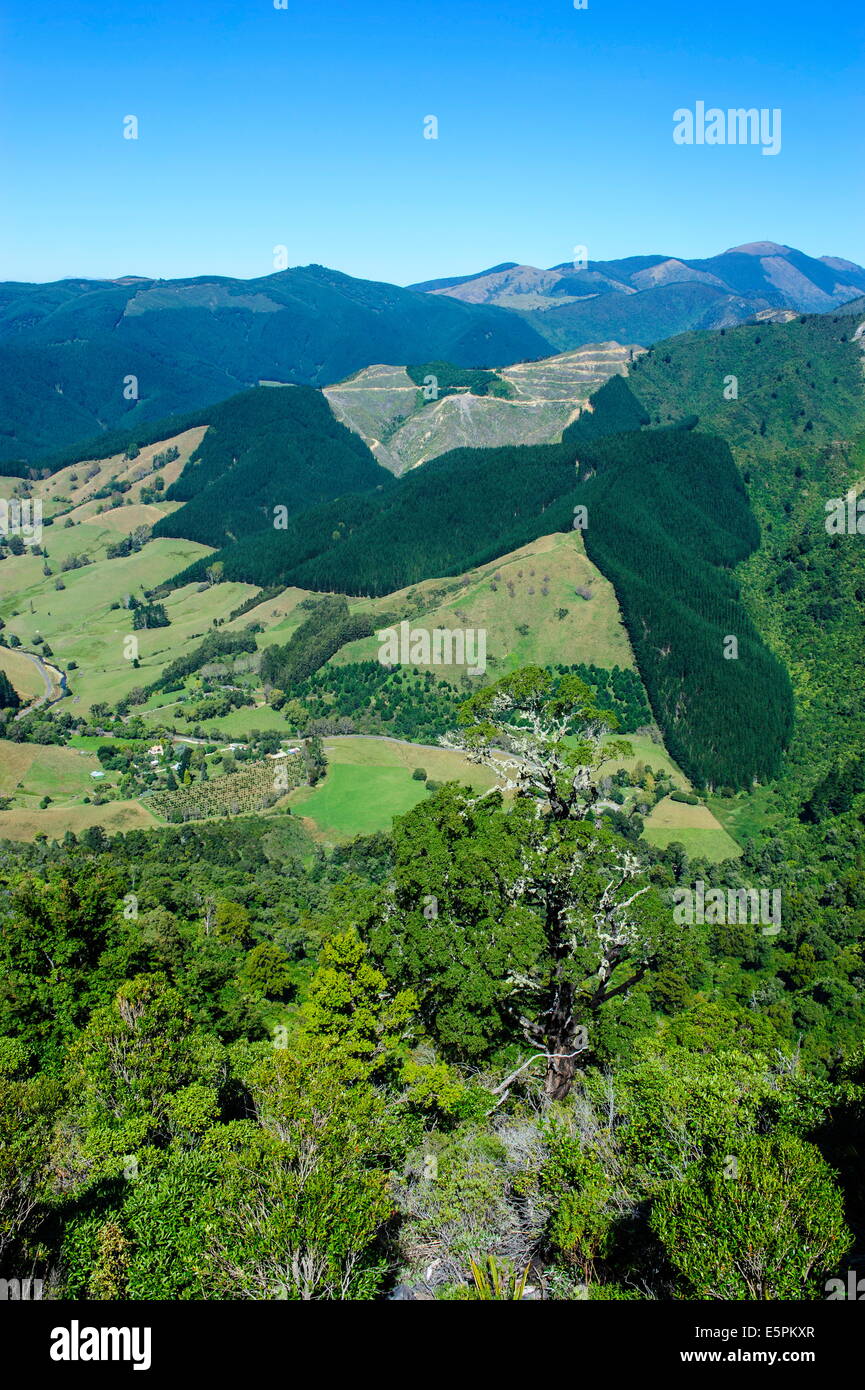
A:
13,650,66,720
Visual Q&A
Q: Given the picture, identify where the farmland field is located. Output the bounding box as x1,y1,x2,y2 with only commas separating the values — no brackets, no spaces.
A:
0,647,45,701
143,702,289,738
146,755,304,822
0,737,115,806
598,733,690,787
331,531,636,677
642,795,742,862
0,799,157,842
289,735,499,841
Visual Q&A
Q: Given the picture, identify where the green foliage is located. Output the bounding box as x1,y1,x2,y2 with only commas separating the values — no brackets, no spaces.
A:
369,672,676,1097
150,629,258,693
0,770,863,1300
406,361,513,400
131,602,168,631
291,662,462,743
552,663,652,733
468,1254,530,1299
240,944,295,999
563,372,651,442
0,1039,63,1262
630,312,865,804
0,671,21,711
571,423,793,788
650,1132,851,1299
261,597,375,689
153,387,393,549
147,756,303,822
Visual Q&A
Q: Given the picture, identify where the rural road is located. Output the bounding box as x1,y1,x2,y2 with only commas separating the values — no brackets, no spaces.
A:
14,650,66,720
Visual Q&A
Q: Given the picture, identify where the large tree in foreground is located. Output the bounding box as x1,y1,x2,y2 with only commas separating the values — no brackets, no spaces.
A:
372,668,673,1099
443,665,632,820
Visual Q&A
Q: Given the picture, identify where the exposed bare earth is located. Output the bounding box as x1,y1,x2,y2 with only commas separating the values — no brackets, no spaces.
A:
324,344,643,474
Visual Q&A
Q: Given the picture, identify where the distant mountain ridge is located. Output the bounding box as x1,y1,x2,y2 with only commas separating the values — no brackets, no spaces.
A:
2,244,863,465
408,242,865,349
0,265,550,464
410,243,865,310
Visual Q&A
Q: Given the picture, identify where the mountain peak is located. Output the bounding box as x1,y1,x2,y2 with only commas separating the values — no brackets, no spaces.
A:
723,242,793,257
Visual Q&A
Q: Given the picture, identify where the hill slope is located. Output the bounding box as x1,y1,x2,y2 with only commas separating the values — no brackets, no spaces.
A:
323,343,640,474
0,266,551,464
166,375,788,789
627,306,865,802
410,243,865,351
151,386,393,548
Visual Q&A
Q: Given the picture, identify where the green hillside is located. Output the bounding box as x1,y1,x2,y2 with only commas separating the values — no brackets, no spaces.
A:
151,387,393,548
629,310,865,802
0,266,552,465
166,375,790,789
572,426,794,789
167,374,643,595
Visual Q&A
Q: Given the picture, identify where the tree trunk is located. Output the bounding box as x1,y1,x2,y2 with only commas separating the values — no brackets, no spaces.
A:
543,1045,578,1101
543,978,579,1100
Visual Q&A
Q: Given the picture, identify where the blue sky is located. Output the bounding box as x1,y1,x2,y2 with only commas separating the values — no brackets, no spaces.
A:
1,0,863,285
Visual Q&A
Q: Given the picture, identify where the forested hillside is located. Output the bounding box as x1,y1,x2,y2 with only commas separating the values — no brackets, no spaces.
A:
0,267,551,464
169,374,788,788
628,308,865,805
151,387,393,547
168,375,642,594
572,427,794,788
2,673,864,1303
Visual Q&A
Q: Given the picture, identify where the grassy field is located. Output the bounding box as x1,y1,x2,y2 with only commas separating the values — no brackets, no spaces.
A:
331,531,636,678
24,426,205,522
280,731,742,860
288,735,498,841
67,734,142,751
705,785,785,848
596,735,741,862
0,647,45,701
0,511,638,728
643,795,742,862
141,702,288,739
598,734,689,787
0,738,120,806
0,528,261,709
232,534,636,679
0,799,157,843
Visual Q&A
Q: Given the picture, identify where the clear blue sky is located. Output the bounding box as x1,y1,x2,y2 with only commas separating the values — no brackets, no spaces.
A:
1,0,863,285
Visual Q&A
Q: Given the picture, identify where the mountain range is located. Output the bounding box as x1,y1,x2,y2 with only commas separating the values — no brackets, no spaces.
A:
2,243,864,466
410,242,865,351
